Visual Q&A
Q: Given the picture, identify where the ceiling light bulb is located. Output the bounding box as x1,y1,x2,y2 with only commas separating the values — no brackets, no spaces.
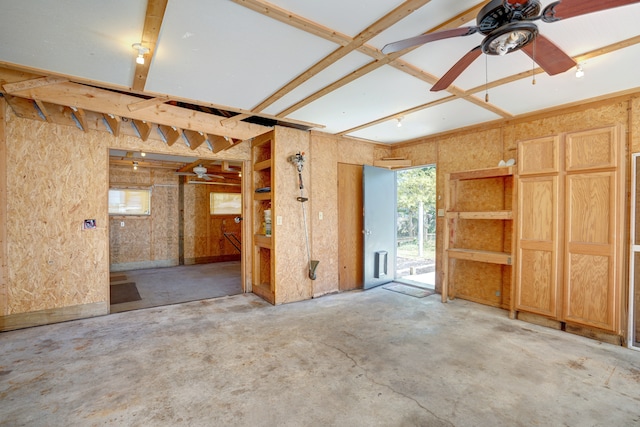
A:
133,161,138,171
396,117,403,127
140,152,146,157
575,64,584,78
132,43,150,65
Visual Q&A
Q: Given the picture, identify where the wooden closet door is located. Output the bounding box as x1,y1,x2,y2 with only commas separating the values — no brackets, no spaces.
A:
562,126,622,332
516,176,560,317
516,135,561,318
563,172,617,330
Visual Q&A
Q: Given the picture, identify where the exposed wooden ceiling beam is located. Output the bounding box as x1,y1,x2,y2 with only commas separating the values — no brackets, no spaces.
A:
127,96,171,112
183,129,207,150
132,0,168,91
71,107,89,132
132,119,153,141
273,2,486,117
244,0,434,115
0,69,271,140
2,76,68,93
157,124,181,146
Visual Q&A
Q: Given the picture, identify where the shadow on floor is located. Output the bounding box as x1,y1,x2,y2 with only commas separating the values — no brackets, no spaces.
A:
110,261,242,313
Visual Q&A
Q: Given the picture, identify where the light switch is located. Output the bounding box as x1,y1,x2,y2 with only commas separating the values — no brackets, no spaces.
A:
319,211,323,220
276,216,283,226
437,209,445,217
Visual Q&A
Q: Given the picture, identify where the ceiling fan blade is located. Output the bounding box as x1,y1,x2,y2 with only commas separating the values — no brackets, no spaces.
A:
521,34,576,75
381,27,479,54
431,46,483,92
204,174,225,180
542,0,640,22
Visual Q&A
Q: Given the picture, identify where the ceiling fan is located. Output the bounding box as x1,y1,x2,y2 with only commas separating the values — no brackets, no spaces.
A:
176,164,224,181
381,0,640,92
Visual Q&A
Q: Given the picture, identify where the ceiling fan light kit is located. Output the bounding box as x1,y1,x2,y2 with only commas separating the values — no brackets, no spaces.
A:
381,0,640,92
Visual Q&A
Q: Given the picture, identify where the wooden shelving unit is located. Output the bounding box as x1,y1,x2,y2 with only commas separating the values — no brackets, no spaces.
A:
251,131,275,304
442,166,517,315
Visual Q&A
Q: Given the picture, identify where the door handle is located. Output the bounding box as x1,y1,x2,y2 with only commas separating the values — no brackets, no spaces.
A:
234,216,243,223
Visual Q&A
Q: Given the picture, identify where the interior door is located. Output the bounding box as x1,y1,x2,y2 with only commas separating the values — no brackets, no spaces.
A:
363,165,396,289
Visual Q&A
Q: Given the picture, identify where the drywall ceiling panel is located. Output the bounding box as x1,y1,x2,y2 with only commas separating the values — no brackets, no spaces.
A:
144,0,339,110
286,64,448,134
347,97,502,143
0,0,145,87
261,50,373,117
485,43,640,116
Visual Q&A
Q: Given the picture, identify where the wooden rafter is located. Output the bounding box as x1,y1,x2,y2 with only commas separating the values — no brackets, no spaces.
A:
182,129,207,150
127,96,171,112
157,124,181,146
132,0,168,92
103,113,121,136
34,100,52,122
71,107,89,132
132,119,153,141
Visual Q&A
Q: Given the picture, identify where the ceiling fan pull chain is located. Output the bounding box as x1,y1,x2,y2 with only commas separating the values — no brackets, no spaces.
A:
485,54,490,103
532,38,536,85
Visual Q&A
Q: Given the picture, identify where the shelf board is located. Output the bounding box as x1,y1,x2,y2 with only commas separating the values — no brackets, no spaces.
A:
254,234,272,249
254,192,271,201
447,248,512,265
446,210,513,220
253,159,271,171
449,166,513,181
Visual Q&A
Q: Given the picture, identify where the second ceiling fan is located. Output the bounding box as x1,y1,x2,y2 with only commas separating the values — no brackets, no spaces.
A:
381,0,640,91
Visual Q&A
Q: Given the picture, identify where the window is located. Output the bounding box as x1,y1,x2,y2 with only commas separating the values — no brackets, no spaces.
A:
109,188,151,215
210,192,241,215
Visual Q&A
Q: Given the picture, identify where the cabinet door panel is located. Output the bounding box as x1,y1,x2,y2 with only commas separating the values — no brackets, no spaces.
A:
566,126,618,172
518,136,559,176
564,172,617,331
516,176,560,317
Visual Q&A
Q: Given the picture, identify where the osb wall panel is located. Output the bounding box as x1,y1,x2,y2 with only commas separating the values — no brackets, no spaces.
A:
502,101,629,152
329,133,392,165
183,183,241,263
5,113,108,315
632,97,640,153
108,165,179,269
391,139,438,166
0,99,7,316
309,132,340,297
274,126,312,304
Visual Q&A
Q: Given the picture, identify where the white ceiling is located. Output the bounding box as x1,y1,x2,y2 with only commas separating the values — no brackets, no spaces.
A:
1,0,639,144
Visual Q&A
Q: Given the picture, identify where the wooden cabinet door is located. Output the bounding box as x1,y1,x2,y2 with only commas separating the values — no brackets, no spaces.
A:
563,171,618,331
516,175,560,317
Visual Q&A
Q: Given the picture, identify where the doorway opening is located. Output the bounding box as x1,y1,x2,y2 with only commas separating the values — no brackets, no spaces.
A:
395,165,436,290
108,150,244,313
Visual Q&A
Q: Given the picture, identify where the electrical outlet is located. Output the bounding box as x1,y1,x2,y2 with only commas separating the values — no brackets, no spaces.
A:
319,211,323,220
120,221,125,227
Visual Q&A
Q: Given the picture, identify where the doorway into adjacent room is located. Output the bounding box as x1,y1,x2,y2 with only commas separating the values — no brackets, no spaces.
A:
395,165,436,290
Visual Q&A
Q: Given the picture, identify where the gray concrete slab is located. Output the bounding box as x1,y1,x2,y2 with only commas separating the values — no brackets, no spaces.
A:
1,288,639,426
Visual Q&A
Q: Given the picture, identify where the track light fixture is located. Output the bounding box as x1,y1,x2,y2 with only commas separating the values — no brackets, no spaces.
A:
132,43,150,65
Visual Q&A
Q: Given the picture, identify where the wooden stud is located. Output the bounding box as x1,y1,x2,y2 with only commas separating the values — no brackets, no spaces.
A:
0,98,7,316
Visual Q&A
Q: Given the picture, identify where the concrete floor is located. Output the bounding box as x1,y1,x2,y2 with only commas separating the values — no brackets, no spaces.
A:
1,288,640,426
110,262,242,313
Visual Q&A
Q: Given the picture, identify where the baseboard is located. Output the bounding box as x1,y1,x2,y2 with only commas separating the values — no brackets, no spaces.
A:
0,302,108,332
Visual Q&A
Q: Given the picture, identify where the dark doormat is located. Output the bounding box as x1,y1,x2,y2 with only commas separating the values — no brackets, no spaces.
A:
110,282,142,305
383,283,434,298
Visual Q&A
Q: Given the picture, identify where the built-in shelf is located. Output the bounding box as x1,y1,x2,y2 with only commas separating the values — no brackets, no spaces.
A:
254,192,271,201
254,234,272,249
253,159,271,171
443,165,517,315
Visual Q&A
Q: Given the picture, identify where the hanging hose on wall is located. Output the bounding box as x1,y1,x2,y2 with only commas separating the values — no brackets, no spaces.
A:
288,151,319,280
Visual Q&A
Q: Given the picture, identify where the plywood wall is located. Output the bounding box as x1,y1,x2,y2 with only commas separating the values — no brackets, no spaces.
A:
109,165,180,270
4,112,109,315
183,182,241,264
